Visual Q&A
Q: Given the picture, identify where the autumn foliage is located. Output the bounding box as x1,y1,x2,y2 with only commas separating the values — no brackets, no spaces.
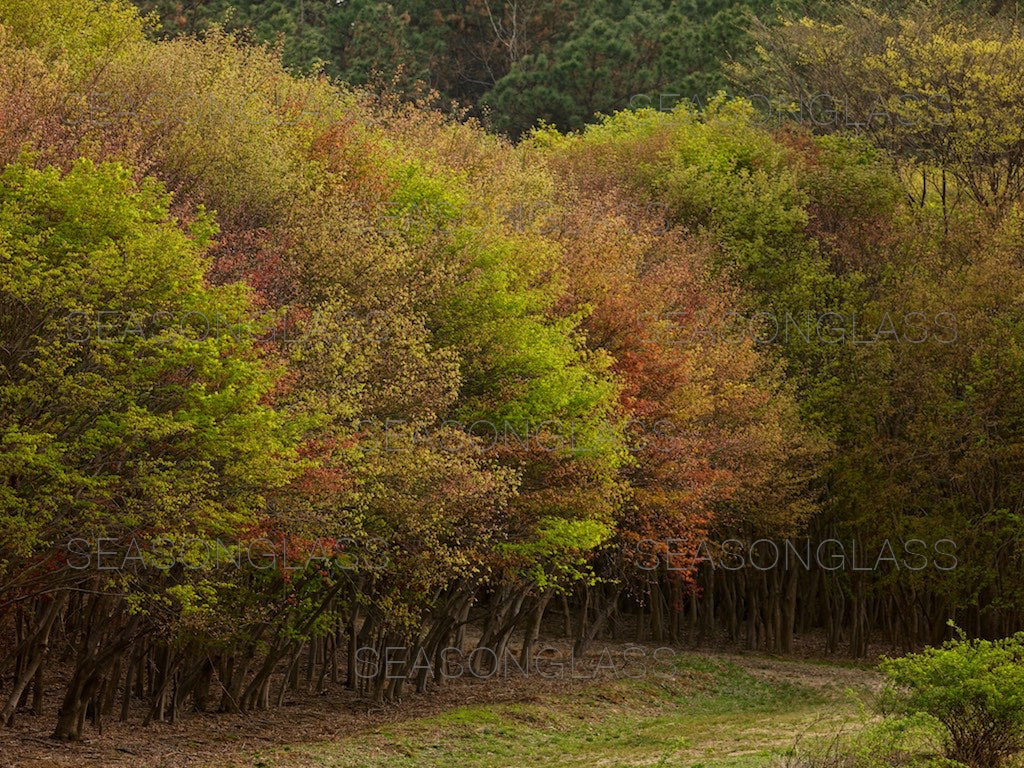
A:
1,0,1023,741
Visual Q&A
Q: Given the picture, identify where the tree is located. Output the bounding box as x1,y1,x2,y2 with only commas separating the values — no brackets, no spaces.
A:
736,5,1024,218
0,158,302,737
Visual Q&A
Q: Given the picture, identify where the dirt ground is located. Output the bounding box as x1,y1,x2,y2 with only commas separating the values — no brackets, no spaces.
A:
0,635,886,768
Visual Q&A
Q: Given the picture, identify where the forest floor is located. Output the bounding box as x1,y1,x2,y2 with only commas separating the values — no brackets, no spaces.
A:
2,643,883,768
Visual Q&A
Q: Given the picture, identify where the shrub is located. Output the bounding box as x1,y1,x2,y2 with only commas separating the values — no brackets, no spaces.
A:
881,630,1024,768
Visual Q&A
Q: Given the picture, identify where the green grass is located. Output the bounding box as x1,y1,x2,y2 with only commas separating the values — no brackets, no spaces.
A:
251,653,878,768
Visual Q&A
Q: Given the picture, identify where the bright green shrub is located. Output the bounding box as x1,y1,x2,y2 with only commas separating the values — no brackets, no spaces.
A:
881,631,1024,768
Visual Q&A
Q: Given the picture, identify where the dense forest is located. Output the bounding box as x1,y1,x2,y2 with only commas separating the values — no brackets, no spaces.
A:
133,0,801,135
2,0,1024,760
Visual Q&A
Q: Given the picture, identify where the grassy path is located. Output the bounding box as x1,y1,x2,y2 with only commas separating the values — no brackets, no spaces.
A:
251,653,879,768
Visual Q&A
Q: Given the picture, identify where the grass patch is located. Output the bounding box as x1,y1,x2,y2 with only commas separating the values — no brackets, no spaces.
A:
254,652,876,768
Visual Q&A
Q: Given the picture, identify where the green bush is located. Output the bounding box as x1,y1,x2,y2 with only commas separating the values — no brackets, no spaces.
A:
881,630,1024,768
